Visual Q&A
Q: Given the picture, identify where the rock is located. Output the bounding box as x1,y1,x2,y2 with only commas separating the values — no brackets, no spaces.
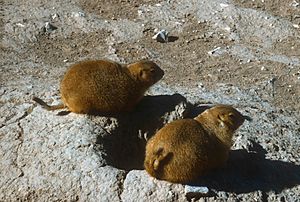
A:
120,170,186,201
152,29,169,43
207,47,221,55
44,22,57,32
0,107,122,201
184,185,209,198
1,0,300,201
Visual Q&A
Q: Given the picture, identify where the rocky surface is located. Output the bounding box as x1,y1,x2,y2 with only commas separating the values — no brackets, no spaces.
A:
1,0,299,201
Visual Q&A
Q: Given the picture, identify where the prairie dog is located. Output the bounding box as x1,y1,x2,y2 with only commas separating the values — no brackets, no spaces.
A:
33,59,164,114
144,105,246,183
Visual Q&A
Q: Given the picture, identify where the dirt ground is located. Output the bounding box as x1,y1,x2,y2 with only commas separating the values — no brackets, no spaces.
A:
79,0,300,111
3,0,298,110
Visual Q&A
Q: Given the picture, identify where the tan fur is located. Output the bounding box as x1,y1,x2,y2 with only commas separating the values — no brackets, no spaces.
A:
33,59,164,114
144,105,246,184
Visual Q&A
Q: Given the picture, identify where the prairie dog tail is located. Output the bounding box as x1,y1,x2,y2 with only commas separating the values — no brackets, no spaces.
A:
33,96,65,111
144,147,173,179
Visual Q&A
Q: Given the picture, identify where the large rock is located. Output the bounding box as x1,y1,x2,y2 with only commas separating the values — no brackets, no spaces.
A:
1,0,299,201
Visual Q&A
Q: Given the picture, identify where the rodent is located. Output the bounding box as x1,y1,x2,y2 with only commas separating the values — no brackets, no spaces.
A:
144,105,246,184
33,59,164,114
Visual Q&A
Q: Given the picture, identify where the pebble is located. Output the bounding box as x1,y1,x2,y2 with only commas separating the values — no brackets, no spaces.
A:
208,47,221,55
292,24,299,29
72,11,85,18
138,10,143,16
220,3,229,8
291,0,300,7
44,22,57,32
51,13,59,20
152,29,169,43
185,185,209,198
16,23,25,27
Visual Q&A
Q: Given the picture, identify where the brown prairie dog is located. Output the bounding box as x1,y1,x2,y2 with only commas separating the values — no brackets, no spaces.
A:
33,59,164,114
144,105,246,184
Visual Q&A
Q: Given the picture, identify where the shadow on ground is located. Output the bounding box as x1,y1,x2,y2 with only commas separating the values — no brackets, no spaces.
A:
192,141,300,194
93,95,300,194
97,93,195,170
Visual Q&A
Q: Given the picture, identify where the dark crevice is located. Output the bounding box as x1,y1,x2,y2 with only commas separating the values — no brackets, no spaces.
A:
16,122,25,174
2,105,34,128
116,170,129,202
5,121,25,188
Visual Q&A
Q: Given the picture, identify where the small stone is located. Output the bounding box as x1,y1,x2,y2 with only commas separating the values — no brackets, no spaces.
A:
138,10,143,16
292,24,299,29
223,26,231,32
44,22,57,32
220,3,229,8
51,13,59,20
218,191,228,198
78,11,85,17
72,11,85,17
198,83,204,88
152,29,169,43
208,47,221,55
16,23,25,27
291,0,300,7
184,185,209,198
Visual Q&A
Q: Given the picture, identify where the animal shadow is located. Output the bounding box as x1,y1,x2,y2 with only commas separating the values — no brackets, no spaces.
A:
97,93,190,171
192,141,300,194
168,36,179,42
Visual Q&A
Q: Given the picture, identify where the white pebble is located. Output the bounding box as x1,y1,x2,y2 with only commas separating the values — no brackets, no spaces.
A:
292,24,299,29
185,185,209,196
220,3,229,8
208,47,221,55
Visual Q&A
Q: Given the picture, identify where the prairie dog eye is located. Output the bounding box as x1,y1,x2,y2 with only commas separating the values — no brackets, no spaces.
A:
228,112,235,119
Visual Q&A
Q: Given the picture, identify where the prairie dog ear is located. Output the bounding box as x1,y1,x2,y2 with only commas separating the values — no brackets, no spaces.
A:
153,159,160,171
139,68,152,81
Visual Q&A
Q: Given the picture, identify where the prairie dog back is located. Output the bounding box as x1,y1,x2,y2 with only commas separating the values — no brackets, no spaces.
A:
144,105,246,183
33,59,164,114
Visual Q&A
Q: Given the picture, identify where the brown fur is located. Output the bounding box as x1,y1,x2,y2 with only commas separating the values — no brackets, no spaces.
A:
144,105,246,183
33,59,164,114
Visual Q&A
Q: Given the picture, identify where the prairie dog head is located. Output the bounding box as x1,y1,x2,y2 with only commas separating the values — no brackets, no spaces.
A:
195,105,246,132
127,60,164,86
195,105,246,145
